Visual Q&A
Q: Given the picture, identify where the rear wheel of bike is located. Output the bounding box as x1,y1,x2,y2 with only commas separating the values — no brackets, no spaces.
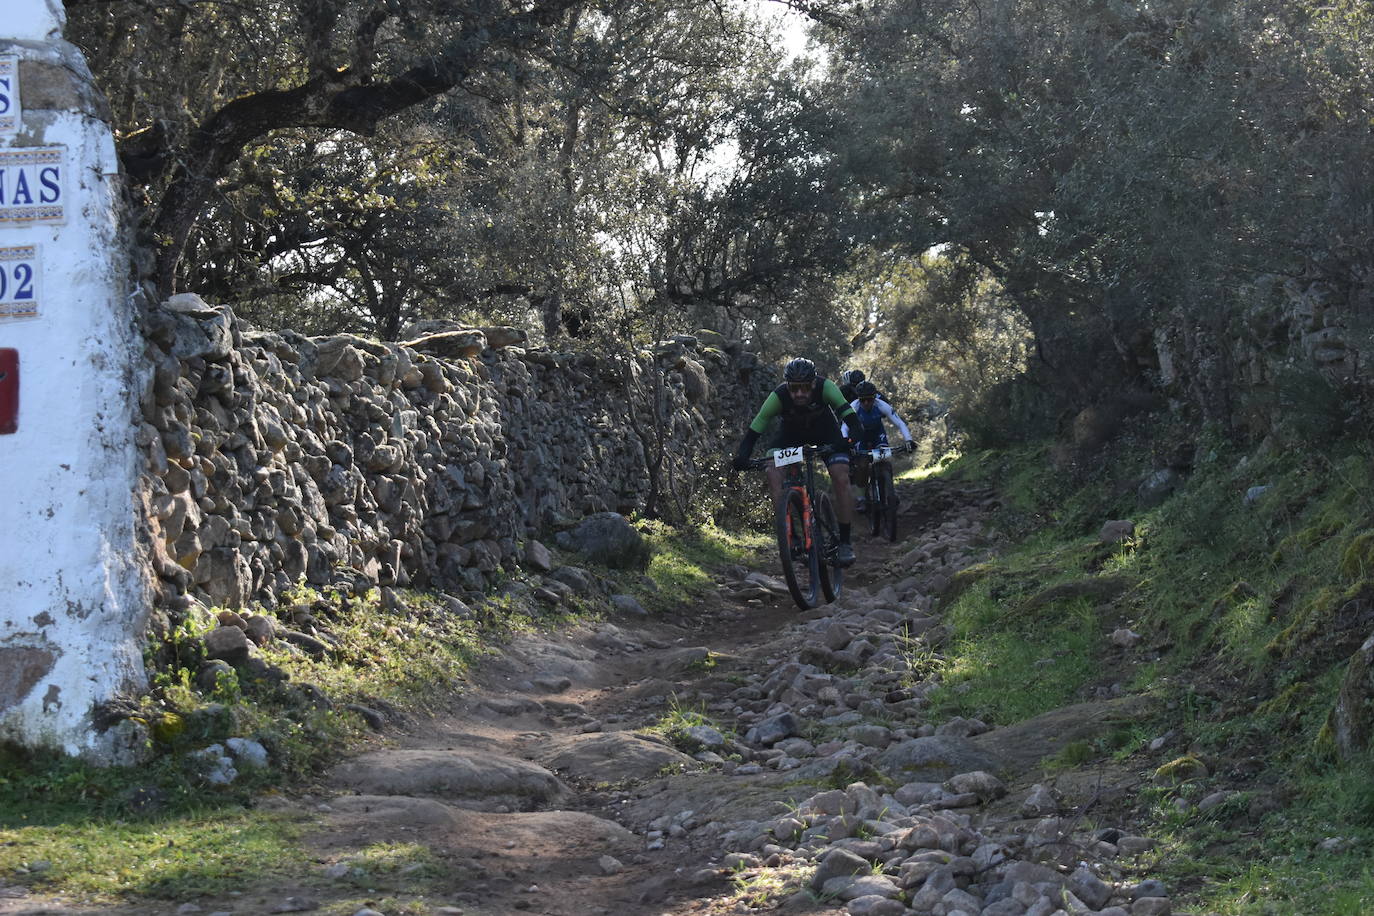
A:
868,473,882,537
879,462,898,542
776,488,821,609
816,491,843,603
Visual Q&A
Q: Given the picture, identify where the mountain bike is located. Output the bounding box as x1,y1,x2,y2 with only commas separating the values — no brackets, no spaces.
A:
854,442,912,542
745,445,844,610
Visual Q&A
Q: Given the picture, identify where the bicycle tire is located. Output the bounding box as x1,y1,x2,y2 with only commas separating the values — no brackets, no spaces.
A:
880,463,898,542
776,488,821,609
816,491,843,603
868,471,882,537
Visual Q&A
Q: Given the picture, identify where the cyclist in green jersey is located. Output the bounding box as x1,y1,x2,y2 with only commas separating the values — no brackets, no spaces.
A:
731,358,858,567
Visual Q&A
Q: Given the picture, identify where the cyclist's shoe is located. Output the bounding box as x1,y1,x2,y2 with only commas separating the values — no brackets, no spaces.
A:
855,496,867,513
834,542,856,568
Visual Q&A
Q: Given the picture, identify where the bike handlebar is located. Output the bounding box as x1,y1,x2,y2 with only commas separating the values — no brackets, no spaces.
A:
739,444,847,471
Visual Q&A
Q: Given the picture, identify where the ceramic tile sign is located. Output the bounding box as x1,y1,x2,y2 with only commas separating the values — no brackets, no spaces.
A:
0,244,39,319
0,147,65,223
0,57,17,135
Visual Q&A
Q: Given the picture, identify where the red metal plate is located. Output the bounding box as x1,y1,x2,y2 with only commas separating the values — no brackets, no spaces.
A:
0,348,17,434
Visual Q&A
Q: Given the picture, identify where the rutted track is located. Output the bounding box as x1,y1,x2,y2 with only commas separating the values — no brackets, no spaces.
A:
2,476,1172,916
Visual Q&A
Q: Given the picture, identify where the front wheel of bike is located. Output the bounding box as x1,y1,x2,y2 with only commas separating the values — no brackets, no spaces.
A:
776,488,821,610
816,491,843,603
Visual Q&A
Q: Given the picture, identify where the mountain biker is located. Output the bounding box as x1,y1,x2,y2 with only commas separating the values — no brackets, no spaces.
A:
839,369,865,403
840,368,892,405
842,380,916,510
731,357,858,568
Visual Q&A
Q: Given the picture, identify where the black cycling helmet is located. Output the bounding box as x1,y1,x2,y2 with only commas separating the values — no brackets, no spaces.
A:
783,357,817,384
841,369,866,387
855,380,878,398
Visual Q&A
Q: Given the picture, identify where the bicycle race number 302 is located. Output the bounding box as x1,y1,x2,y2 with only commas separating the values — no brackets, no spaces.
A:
0,246,40,320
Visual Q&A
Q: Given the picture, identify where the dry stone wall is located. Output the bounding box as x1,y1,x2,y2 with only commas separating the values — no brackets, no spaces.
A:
137,294,769,627
1149,273,1373,433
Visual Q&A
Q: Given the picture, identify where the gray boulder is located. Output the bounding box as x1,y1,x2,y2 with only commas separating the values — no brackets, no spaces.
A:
554,513,651,569
1137,468,1182,507
875,736,1002,782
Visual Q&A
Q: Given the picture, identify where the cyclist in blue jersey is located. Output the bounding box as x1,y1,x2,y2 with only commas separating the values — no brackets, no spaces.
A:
842,381,916,510
731,357,858,567
840,369,892,406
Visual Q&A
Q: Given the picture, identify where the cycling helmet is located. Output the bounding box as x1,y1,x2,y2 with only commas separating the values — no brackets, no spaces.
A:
783,358,817,383
841,369,866,387
855,380,878,398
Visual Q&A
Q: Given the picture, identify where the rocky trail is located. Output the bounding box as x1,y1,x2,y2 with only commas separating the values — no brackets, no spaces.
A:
6,477,1182,916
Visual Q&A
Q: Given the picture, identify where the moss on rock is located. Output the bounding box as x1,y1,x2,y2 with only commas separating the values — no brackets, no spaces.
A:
1152,754,1209,785
1339,531,1374,582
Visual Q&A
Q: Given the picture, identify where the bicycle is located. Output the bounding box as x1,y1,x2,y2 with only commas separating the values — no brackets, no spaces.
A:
745,444,845,610
853,441,913,542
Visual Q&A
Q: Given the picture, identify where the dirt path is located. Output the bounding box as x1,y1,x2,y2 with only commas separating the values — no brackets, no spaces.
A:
5,476,1166,916
272,475,1000,916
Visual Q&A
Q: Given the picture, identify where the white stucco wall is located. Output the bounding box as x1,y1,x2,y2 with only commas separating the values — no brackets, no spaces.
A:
0,13,148,760
10,0,63,42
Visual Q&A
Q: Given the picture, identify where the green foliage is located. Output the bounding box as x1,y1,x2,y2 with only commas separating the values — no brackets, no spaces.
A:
1042,740,1095,771
71,0,858,346
638,520,768,611
817,0,1374,437
837,250,1033,444
929,583,1103,725
1340,532,1374,581
0,579,548,906
1155,750,1374,914
331,842,444,888
0,810,310,901
645,697,734,755
936,430,1374,913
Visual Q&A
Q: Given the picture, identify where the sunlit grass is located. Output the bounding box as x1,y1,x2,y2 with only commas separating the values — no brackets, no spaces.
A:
727,860,811,909
331,841,443,886
923,430,1374,915
645,695,735,754
639,520,769,609
0,580,555,907
257,587,495,714
930,580,1102,725
0,811,310,901
896,454,953,482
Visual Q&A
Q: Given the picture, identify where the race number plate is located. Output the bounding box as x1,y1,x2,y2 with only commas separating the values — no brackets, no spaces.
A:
868,447,893,461
773,446,804,467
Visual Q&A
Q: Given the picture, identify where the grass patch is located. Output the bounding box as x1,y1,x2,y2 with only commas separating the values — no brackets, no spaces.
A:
329,840,444,889
0,580,551,907
645,697,735,754
0,810,310,901
930,429,1374,914
252,585,495,721
929,587,1103,724
638,520,769,610
1152,755,1374,914
725,859,812,909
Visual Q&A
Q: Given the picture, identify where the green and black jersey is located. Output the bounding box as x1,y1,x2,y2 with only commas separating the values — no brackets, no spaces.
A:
736,377,856,465
747,377,856,434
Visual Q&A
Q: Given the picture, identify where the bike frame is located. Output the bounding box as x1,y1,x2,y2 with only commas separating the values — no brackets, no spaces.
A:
779,454,818,549
749,444,842,608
